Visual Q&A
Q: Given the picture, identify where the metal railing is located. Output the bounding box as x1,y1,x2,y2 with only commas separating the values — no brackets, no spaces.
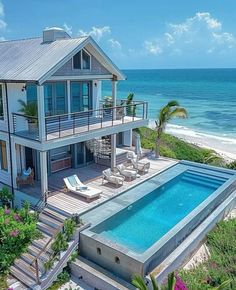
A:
45,101,148,141
12,101,148,142
12,112,39,140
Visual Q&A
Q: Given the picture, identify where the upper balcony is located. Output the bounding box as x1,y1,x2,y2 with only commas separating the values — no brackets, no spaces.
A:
12,100,148,143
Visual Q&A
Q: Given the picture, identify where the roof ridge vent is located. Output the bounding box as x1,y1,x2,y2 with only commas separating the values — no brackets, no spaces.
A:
43,27,71,43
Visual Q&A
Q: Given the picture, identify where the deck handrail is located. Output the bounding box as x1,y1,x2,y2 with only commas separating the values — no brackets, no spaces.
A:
30,221,65,283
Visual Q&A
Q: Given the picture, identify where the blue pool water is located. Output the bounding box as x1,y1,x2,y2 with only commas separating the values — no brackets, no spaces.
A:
92,170,227,253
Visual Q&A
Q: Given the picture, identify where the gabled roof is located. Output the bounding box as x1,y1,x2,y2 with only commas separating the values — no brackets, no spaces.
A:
0,36,125,84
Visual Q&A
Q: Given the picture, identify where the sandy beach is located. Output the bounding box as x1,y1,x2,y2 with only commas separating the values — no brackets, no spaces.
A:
149,121,236,162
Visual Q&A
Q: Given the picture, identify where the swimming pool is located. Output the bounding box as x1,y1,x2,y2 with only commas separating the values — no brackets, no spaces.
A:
80,161,236,281
91,170,227,253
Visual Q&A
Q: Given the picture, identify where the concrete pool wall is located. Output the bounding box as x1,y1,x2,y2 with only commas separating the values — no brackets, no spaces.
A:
79,161,236,281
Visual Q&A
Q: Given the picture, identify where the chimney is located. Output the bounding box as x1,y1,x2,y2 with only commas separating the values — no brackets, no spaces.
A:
43,27,71,42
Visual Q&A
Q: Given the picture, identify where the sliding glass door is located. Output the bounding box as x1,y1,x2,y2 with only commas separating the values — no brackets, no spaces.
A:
70,82,91,113
44,82,67,116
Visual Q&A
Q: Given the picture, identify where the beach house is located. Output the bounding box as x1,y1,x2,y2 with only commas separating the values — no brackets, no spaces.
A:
0,27,148,206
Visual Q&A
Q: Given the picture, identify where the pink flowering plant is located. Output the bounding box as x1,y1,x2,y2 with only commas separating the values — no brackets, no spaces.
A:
0,202,39,273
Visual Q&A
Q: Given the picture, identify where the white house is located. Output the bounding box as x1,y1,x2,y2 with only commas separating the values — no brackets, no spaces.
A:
0,27,148,206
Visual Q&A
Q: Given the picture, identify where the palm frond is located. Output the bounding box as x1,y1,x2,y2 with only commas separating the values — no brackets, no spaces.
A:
167,100,180,107
150,274,160,290
167,272,176,290
169,107,188,119
131,274,148,290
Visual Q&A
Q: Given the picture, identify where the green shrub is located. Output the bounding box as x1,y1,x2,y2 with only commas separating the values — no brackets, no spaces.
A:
135,127,225,165
0,206,38,272
180,219,236,289
64,218,76,242
226,161,236,170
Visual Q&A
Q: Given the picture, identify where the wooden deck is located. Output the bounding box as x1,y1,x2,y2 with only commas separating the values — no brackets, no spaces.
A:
47,156,178,215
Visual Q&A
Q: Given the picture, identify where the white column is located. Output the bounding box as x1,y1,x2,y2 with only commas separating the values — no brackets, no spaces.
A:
111,79,118,169
40,151,48,197
10,141,18,188
37,85,46,142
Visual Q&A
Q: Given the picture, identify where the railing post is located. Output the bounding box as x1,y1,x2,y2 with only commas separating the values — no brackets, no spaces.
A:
59,115,61,138
88,111,90,131
132,103,135,122
101,108,103,128
73,113,75,135
112,107,114,126
35,259,40,284
142,103,145,119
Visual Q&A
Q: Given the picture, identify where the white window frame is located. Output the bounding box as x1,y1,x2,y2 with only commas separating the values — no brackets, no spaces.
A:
72,49,91,70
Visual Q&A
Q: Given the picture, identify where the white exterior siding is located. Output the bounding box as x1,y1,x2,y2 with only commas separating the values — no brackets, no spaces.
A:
0,131,11,186
0,84,8,132
53,55,110,77
8,83,28,133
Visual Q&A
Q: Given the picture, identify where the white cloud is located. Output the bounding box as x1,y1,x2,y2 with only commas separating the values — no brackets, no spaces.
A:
144,40,162,55
78,26,111,41
108,38,122,49
144,12,236,56
63,23,72,35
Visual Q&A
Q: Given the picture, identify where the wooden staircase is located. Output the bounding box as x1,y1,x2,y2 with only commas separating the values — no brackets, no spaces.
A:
8,204,71,290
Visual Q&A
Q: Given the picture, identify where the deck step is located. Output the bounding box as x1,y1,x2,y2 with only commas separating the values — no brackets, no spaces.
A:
32,232,52,249
10,266,36,288
28,244,51,261
43,207,68,222
46,203,71,218
21,252,45,272
39,212,63,228
14,258,41,280
37,221,59,236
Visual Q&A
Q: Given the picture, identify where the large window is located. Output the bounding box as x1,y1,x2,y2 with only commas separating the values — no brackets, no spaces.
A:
26,83,37,104
0,85,4,120
73,49,91,70
70,82,91,113
0,140,8,171
44,82,67,116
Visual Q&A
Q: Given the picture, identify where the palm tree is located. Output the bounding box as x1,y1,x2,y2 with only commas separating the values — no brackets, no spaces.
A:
132,272,176,290
18,100,38,122
155,100,188,158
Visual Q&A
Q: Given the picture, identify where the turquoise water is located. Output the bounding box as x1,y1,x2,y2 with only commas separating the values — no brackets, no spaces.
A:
102,69,236,138
92,171,226,253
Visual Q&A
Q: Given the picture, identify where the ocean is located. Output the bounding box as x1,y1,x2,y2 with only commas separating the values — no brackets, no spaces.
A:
102,69,236,139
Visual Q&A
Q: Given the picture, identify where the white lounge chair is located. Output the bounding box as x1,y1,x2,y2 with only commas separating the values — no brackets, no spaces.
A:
102,169,125,187
131,159,150,174
115,164,139,181
63,175,102,201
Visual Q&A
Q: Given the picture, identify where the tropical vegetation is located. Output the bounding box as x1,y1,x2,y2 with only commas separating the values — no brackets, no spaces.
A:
180,218,235,289
18,99,38,124
136,127,225,166
154,100,188,158
0,201,39,273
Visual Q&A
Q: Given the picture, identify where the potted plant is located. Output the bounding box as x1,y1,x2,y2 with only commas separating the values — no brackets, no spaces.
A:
18,99,38,133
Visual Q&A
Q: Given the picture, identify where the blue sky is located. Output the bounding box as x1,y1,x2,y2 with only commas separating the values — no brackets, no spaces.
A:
1,0,236,69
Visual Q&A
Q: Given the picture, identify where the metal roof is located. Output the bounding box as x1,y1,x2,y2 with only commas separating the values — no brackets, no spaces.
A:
0,36,125,83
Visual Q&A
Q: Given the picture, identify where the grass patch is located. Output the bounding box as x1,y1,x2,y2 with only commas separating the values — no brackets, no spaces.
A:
136,127,225,165
180,218,236,289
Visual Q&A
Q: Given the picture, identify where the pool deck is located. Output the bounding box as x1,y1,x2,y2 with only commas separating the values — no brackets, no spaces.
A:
47,156,178,215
